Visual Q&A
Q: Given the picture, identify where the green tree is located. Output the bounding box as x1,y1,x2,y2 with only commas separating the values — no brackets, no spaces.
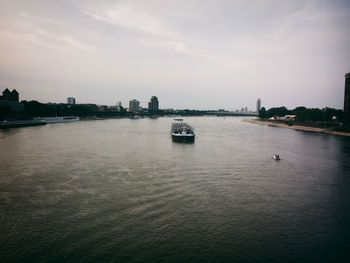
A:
266,106,291,118
293,106,307,122
259,107,266,118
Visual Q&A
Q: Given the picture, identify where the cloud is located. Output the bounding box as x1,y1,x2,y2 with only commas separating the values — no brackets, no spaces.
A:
82,2,225,61
0,4,96,54
1,0,349,108
20,25,96,53
83,3,176,40
32,28,96,53
137,38,236,64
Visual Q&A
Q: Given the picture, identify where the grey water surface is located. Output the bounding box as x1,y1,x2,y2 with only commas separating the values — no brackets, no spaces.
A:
1,117,350,263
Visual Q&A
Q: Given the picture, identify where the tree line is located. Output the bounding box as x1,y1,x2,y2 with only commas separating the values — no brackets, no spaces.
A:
1,100,220,120
0,101,128,120
258,106,345,122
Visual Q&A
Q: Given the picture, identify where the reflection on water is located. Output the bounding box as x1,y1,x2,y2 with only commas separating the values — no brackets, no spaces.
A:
0,117,350,262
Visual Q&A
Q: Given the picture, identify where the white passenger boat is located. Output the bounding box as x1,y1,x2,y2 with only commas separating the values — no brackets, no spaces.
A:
34,116,80,124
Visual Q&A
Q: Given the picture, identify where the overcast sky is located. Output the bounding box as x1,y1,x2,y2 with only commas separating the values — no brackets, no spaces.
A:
0,0,349,110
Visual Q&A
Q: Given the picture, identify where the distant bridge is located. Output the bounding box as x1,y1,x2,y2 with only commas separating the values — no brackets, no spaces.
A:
205,111,258,117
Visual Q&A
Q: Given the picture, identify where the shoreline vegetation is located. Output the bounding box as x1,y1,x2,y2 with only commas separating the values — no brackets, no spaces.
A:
255,105,350,137
0,100,257,121
245,118,350,137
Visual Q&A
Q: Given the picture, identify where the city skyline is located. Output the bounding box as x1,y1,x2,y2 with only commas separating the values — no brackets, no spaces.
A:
1,0,349,110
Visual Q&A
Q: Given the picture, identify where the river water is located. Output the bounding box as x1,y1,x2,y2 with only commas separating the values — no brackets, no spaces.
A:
1,117,350,262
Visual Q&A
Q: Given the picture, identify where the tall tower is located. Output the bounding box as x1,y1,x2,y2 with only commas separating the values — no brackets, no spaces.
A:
148,96,159,112
344,72,350,119
129,99,140,113
256,98,261,113
10,89,19,102
2,88,11,100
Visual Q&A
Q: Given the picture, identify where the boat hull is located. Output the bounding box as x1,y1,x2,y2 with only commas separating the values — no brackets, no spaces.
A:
171,134,195,143
0,120,46,129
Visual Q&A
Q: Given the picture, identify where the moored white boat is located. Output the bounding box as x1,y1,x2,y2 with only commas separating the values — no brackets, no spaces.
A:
34,116,80,123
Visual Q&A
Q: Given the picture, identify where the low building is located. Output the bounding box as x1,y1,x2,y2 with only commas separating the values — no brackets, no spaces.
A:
0,88,19,102
281,115,295,121
272,115,296,121
67,97,76,105
97,105,108,112
0,88,23,112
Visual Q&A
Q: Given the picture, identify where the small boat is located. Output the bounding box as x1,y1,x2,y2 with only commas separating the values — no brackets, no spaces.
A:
273,153,280,160
171,119,195,142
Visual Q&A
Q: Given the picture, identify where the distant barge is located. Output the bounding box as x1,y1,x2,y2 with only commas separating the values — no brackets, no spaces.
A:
0,120,46,129
1,116,80,129
34,116,80,123
171,119,195,142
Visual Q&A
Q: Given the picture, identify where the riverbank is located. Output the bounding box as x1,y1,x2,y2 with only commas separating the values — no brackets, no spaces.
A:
245,118,350,137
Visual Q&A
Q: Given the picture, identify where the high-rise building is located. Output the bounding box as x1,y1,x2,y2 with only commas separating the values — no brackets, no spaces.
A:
67,97,76,104
148,96,159,112
129,99,140,113
115,101,122,111
344,72,350,119
256,98,261,112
